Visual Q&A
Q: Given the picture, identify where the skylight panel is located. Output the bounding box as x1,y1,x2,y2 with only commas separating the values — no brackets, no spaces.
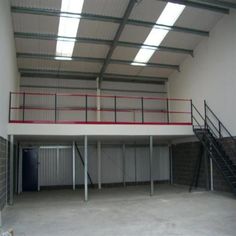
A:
55,0,85,59
132,2,185,66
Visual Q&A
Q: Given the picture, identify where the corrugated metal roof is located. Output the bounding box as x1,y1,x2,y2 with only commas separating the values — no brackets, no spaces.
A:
15,38,57,54
130,0,166,22
149,51,188,65
83,0,129,18
11,0,61,10
11,0,225,84
106,64,143,76
73,43,110,58
59,61,102,72
137,67,173,77
176,6,223,31
12,13,59,34
77,20,119,40
161,32,203,50
18,58,61,71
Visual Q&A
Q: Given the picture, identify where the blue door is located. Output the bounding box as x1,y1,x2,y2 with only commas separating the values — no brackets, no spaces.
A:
22,148,38,191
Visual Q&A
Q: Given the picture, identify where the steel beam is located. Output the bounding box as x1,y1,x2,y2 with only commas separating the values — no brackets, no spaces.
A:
11,6,209,37
99,0,138,84
14,32,194,56
19,68,168,84
157,0,229,14
17,53,179,70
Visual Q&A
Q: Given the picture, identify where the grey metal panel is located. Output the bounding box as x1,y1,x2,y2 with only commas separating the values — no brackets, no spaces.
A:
82,0,129,18
58,148,73,185
39,147,73,186
175,6,223,31
130,0,166,22
15,38,57,54
12,13,59,34
77,20,119,40
39,148,57,186
101,147,123,183
11,0,62,10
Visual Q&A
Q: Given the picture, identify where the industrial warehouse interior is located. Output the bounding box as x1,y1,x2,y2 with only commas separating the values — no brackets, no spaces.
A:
1,0,236,235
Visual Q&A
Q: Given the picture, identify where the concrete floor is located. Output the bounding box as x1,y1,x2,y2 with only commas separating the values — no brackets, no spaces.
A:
2,185,236,236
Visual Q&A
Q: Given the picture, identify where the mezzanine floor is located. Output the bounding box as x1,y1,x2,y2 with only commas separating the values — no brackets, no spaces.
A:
2,184,236,236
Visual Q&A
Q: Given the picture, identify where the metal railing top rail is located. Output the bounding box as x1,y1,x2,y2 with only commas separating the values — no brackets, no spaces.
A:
10,91,191,102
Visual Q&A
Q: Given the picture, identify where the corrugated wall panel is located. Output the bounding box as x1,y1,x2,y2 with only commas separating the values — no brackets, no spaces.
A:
39,148,58,186
58,148,73,185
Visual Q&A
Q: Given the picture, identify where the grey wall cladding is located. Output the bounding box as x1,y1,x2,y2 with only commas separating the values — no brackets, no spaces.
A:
172,142,206,188
172,141,231,192
0,137,7,210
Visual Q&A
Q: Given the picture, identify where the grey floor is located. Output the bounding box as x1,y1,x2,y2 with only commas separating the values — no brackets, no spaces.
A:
2,185,236,236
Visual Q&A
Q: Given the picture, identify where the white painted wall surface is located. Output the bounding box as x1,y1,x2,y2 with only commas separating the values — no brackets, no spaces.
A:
169,10,236,135
0,0,19,138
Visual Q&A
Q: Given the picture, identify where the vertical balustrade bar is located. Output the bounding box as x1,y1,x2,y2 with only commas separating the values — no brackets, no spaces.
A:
55,94,57,123
22,92,26,122
190,99,193,125
219,121,222,138
85,95,88,123
166,98,169,123
204,100,207,129
141,97,144,123
114,96,117,123
9,92,12,122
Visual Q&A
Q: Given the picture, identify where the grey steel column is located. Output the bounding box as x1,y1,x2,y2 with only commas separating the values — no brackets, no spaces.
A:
150,136,154,196
210,157,214,191
9,135,14,205
204,150,210,191
97,141,102,190
84,136,88,201
72,142,76,190
169,144,173,185
122,144,126,187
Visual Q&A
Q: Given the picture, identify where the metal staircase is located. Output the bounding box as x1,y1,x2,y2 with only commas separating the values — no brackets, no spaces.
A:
191,101,236,194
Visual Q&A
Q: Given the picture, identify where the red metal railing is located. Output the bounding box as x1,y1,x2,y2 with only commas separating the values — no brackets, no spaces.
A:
9,92,192,125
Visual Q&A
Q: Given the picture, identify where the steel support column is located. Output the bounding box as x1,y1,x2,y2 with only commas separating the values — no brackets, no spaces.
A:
9,135,14,205
169,144,173,185
122,144,126,187
72,141,76,190
210,157,214,191
204,150,210,191
97,141,102,190
149,136,154,196
84,136,88,201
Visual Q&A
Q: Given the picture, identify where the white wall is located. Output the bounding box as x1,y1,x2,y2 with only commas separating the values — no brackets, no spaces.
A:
0,0,19,138
169,10,236,135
